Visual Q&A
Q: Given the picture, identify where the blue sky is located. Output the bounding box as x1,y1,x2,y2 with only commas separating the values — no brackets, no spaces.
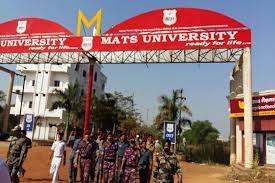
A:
0,0,275,138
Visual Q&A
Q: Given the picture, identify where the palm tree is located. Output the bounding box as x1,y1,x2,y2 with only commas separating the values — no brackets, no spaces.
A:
154,90,192,131
0,90,6,113
50,81,81,140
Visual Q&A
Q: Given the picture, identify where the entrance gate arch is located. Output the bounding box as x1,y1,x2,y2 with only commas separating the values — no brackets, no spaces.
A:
0,8,252,168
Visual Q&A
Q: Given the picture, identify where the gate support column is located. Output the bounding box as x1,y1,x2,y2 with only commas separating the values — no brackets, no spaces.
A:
83,63,94,136
230,117,236,165
243,47,253,169
3,72,14,132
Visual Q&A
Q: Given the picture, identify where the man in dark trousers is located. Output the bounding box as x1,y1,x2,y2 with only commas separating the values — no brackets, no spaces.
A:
116,133,129,182
139,140,152,183
67,129,81,183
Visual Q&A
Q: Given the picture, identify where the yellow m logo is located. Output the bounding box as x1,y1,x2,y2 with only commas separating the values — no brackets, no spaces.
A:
238,101,244,109
76,9,102,36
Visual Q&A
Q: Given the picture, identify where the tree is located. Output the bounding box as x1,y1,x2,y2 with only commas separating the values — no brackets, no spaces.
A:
154,90,192,131
0,90,5,113
92,92,141,133
136,124,162,139
50,81,82,140
183,120,219,145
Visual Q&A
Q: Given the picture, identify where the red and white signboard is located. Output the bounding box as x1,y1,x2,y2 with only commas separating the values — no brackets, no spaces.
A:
92,8,251,51
0,8,251,53
0,18,92,53
91,29,251,51
230,94,275,117
0,36,92,53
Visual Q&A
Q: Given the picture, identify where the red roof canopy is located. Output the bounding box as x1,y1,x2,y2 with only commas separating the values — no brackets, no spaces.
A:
105,8,248,35
0,18,72,37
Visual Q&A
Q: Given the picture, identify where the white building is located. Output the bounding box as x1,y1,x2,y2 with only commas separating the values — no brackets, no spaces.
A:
10,63,106,141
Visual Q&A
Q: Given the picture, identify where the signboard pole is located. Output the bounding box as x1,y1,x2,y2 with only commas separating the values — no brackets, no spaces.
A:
164,121,176,153
174,123,177,154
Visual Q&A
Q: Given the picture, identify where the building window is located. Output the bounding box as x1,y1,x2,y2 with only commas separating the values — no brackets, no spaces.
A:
43,94,46,97
94,72,97,82
93,89,96,95
32,80,35,86
38,71,41,74
83,70,86,77
45,71,48,74
75,64,79,71
28,101,33,108
54,80,60,87
102,84,105,90
35,93,38,96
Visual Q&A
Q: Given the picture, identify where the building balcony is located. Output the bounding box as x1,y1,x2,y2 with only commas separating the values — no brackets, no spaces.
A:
10,105,33,116
48,86,66,93
49,64,69,73
16,64,69,73
16,64,37,72
13,85,35,94
10,107,64,119
44,108,64,118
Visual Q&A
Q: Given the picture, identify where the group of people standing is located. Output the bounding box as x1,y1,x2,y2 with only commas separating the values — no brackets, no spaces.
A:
64,129,155,183
49,128,182,183
3,126,182,183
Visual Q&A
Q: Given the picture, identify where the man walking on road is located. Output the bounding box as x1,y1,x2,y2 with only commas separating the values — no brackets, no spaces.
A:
6,125,27,183
102,133,118,183
139,140,152,183
116,133,129,182
120,139,139,183
153,140,182,183
67,129,81,183
18,130,32,177
49,131,66,183
75,131,96,183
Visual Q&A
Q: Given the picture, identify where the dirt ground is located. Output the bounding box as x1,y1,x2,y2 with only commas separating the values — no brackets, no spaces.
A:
0,141,236,183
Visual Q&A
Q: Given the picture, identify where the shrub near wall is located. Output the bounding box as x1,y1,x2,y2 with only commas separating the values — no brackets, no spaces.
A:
186,141,230,165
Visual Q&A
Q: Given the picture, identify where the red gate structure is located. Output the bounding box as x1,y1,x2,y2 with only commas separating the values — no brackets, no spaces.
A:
0,8,252,168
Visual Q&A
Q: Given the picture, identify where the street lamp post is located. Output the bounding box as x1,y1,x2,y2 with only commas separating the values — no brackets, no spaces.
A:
12,73,26,125
176,88,186,153
18,75,26,124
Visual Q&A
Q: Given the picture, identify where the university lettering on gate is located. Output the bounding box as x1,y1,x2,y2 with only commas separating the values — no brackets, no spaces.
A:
230,94,275,117
92,29,250,51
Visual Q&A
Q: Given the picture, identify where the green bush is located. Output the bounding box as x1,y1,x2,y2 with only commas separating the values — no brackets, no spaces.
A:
186,141,230,165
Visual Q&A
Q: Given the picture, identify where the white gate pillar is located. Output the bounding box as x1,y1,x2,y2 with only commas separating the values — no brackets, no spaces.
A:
230,117,236,164
243,47,253,169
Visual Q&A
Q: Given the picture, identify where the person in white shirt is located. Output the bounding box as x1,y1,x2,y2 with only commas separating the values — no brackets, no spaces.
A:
48,131,66,183
0,158,11,183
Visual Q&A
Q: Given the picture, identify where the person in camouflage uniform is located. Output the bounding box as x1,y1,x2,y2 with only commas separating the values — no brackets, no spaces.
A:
153,140,182,183
120,139,139,183
102,133,118,183
75,131,96,183
6,126,27,183
17,130,32,178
